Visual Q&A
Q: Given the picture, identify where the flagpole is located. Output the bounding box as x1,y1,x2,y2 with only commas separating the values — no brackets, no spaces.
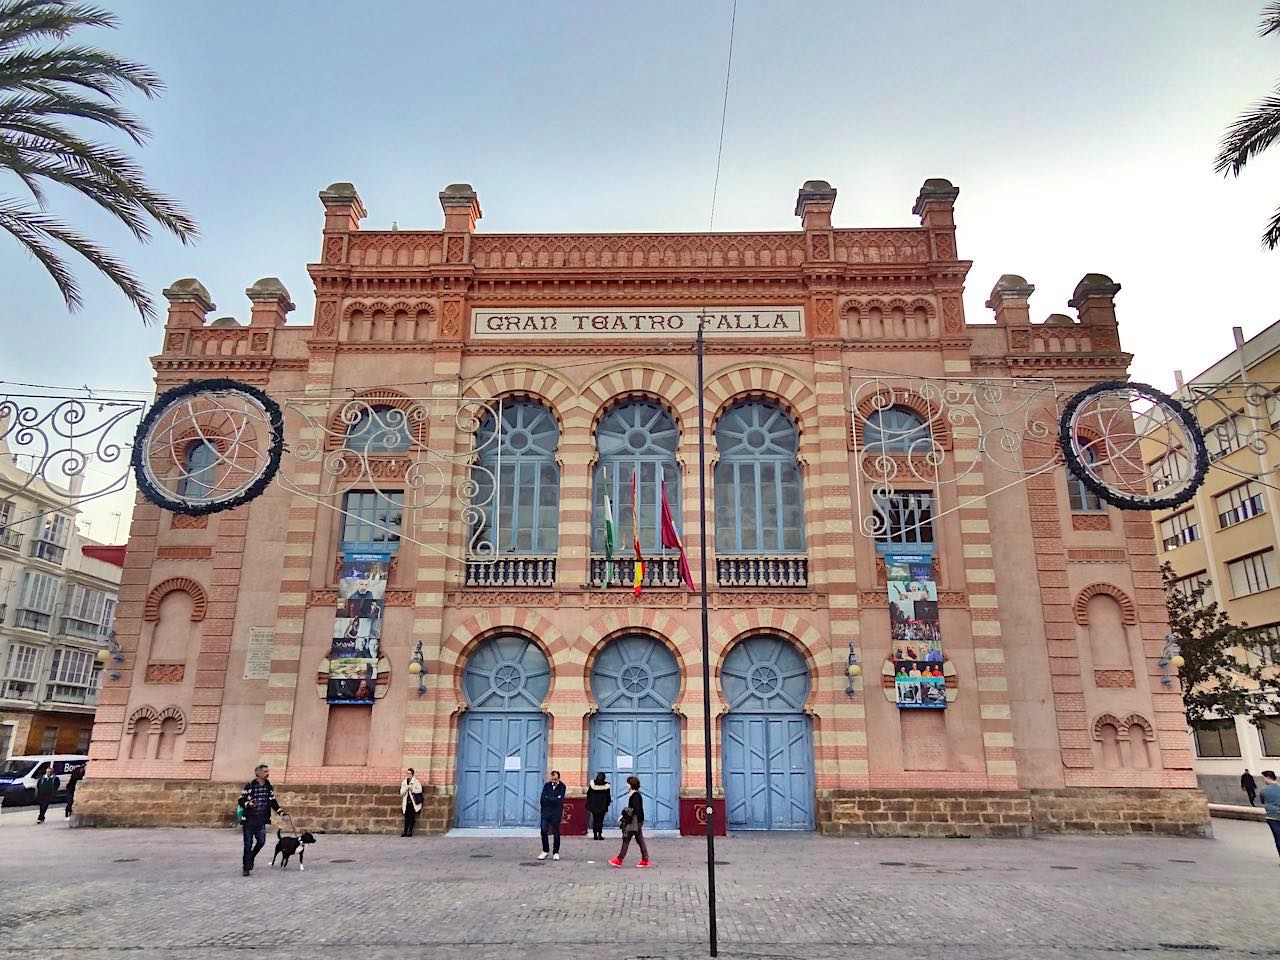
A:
696,319,719,957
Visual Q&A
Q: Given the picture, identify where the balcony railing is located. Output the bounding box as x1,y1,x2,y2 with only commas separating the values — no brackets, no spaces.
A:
590,555,686,589
45,683,99,706
716,554,809,588
30,539,66,564
0,678,36,701
0,528,20,551
59,617,106,641
14,609,51,633
465,556,557,588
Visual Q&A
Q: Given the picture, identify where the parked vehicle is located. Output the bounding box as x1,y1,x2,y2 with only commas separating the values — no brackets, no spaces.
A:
0,755,88,806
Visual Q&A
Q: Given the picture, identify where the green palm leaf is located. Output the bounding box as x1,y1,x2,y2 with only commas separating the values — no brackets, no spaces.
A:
0,0,197,322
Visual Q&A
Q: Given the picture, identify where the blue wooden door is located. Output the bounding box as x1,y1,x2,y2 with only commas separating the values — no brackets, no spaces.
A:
588,634,682,830
589,715,680,829
454,635,551,828
456,713,547,828
720,635,815,831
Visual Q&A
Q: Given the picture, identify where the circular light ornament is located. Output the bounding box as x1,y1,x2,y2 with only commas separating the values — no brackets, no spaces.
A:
1060,380,1208,511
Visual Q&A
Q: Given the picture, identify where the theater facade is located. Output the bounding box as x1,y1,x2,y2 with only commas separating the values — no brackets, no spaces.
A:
76,179,1210,836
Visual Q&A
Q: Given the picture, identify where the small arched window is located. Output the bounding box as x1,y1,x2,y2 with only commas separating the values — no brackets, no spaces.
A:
863,407,929,452
1069,442,1106,512
592,400,680,554
347,406,412,453
714,400,804,553
180,440,218,499
472,400,560,553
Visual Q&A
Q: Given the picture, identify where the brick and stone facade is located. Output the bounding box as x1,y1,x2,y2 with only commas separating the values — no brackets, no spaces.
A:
75,178,1208,837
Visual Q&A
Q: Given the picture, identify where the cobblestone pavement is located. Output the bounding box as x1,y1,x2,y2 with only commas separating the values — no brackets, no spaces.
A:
1,805,1277,960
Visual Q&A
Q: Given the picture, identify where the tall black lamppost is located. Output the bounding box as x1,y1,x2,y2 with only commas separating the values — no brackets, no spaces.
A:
695,319,719,956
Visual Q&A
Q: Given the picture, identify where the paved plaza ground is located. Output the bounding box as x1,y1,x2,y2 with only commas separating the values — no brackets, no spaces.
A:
0,805,1277,960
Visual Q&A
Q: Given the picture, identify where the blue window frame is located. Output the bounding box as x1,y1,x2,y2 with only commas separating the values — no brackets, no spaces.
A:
1069,443,1106,512
714,400,805,553
873,491,935,548
863,407,929,452
340,490,403,554
472,400,560,554
180,440,218,499
347,406,412,453
591,400,679,554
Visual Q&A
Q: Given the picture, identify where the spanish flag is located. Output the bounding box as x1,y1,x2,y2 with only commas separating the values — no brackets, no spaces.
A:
631,471,645,596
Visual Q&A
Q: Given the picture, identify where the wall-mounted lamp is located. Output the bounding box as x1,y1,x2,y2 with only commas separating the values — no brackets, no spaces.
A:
96,630,124,680
845,644,862,698
1159,635,1184,688
408,640,427,696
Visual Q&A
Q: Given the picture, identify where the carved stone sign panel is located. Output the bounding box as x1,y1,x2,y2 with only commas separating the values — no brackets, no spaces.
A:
470,307,804,339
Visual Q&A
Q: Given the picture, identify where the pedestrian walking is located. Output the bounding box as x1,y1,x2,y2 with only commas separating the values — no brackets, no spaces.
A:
608,775,652,869
64,764,85,819
400,767,423,837
237,763,285,877
1242,769,1258,806
586,771,612,840
537,770,566,861
1260,770,1280,863
34,766,59,823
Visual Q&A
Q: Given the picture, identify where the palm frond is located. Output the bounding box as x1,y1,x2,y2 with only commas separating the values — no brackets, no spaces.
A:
1213,86,1280,176
1263,203,1280,250
0,200,155,319
0,0,198,322
1261,1,1280,37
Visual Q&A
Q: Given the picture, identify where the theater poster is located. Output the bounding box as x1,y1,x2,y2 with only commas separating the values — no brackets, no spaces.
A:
327,552,388,704
886,553,946,710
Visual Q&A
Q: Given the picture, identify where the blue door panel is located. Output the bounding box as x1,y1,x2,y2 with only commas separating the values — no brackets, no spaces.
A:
722,712,814,831
455,713,546,828
588,715,680,830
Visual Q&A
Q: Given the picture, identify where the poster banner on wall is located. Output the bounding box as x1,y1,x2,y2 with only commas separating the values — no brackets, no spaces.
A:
886,553,945,710
327,552,389,704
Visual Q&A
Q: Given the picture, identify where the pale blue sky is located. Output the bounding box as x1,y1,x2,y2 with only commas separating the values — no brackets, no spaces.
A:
2,1,1279,538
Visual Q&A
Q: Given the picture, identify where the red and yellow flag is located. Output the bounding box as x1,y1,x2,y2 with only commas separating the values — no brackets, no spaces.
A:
631,471,645,596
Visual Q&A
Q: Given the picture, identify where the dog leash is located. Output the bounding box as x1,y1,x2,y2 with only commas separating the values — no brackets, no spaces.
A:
280,811,300,838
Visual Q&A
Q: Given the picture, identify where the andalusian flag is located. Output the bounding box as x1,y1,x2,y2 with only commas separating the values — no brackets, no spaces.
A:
601,470,616,590
631,471,645,596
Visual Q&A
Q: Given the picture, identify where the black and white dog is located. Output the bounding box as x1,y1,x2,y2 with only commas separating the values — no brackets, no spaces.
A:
271,829,316,870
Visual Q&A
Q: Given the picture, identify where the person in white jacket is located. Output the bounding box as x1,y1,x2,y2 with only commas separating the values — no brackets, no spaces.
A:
400,768,423,837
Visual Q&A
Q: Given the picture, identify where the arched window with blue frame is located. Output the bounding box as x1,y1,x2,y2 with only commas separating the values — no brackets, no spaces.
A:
591,400,680,555
180,440,218,499
346,405,413,453
471,399,561,554
1069,440,1106,512
863,406,929,453
714,400,805,553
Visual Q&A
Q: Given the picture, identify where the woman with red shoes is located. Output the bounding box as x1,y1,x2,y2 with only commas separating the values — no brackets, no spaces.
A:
608,775,652,869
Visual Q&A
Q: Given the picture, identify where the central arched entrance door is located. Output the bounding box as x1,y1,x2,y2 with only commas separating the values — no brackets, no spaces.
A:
721,635,815,830
588,634,681,830
455,635,550,828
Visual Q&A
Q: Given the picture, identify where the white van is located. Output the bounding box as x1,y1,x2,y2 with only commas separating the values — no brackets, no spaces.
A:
0,755,88,806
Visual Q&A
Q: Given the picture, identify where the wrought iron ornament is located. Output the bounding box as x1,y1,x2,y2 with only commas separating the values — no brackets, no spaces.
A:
1060,380,1208,511
132,379,284,516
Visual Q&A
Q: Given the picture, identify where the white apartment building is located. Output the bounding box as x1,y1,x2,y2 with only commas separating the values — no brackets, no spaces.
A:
0,440,121,760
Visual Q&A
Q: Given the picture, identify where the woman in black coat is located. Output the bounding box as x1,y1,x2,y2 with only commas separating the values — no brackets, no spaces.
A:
585,772,612,839
608,776,651,868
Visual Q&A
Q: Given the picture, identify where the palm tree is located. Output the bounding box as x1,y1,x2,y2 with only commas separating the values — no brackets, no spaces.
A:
1215,2,1280,250
0,0,197,322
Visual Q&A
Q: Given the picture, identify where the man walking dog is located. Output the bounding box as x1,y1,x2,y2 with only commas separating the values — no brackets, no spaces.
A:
238,764,285,877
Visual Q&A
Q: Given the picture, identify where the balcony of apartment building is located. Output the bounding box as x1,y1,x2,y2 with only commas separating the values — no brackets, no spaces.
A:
0,641,102,711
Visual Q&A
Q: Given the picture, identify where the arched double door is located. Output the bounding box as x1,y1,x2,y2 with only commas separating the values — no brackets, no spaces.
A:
455,635,551,828
588,635,681,830
721,635,815,831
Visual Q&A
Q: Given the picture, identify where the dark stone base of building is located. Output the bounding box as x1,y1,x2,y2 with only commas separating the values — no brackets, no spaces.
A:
73,780,455,835
816,788,1211,838
74,781,1209,837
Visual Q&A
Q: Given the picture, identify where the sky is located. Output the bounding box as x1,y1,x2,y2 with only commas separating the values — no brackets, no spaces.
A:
2,0,1279,541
